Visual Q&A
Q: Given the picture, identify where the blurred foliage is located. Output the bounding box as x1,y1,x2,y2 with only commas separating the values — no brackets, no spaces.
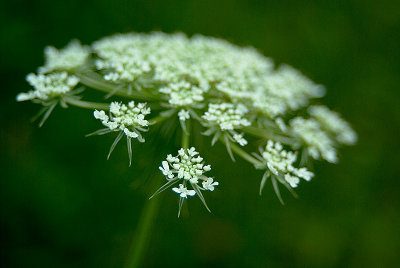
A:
1,0,399,267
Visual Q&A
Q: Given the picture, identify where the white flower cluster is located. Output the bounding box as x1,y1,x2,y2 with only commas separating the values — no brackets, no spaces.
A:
18,32,357,211
202,103,250,146
260,140,313,188
159,81,204,107
155,147,218,215
290,117,338,163
94,101,150,139
203,103,250,130
17,72,79,102
39,40,90,73
309,105,357,145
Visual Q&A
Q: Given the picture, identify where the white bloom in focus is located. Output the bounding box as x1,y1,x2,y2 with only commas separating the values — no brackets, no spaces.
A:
160,147,212,183
202,178,219,191
159,81,204,107
39,40,90,73
93,101,150,140
159,161,174,179
202,103,250,130
309,105,357,145
153,147,218,215
261,140,314,188
172,184,196,198
17,72,79,102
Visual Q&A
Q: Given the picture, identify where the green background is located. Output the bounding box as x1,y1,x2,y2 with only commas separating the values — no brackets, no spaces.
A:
1,0,399,267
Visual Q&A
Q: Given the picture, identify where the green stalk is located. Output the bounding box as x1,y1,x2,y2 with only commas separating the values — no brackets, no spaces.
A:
148,114,170,125
76,72,155,100
64,97,110,110
243,126,297,145
182,120,190,149
124,196,161,268
219,136,262,167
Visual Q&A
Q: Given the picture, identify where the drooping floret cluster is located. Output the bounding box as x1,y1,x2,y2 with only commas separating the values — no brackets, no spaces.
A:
153,147,218,216
254,141,313,199
17,72,79,102
17,32,357,216
39,40,90,73
91,101,150,166
308,105,357,145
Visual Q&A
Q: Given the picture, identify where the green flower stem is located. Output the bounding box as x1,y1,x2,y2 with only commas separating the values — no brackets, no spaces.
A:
243,126,297,145
76,72,154,101
182,120,190,149
148,114,170,125
219,136,262,167
124,196,161,268
64,97,110,110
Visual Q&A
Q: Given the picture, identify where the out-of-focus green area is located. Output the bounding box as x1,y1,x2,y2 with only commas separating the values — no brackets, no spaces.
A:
1,0,399,267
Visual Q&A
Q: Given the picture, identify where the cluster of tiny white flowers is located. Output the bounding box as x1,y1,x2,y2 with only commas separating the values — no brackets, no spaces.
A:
39,40,90,73
94,101,150,138
159,147,213,185
96,56,151,83
202,103,250,130
309,105,357,145
159,81,204,107
261,140,313,188
157,147,218,213
290,117,338,163
17,72,79,102
202,103,251,146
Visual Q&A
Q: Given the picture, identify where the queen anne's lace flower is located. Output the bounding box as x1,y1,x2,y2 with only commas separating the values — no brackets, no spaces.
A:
309,105,357,145
290,117,338,163
202,103,250,130
18,32,357,214
93,101,150,138
202,103,250,148
259,140,313,188
159,81,204,107
91,101,150,165
39,40,90,73
153,147,218,216
17,72,79,102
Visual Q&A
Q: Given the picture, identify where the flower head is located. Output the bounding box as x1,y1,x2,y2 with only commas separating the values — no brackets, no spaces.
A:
17,72,79,102
39,40,90,73
94,101,150,138
152,147,218,216
91,101,151,165
202,103,250,131
260,140,313,188
309,105,357,145
290,117,338,163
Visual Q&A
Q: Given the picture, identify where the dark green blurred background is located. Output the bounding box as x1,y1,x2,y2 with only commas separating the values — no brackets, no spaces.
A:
1,0,399,267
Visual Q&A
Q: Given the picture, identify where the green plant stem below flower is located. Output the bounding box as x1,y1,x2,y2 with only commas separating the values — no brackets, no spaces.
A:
219,136,263,167
64,97,110,110
124,196,161,268
76,71,157,101
182,120,190,149
148,114,170,125
243,126,297,145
